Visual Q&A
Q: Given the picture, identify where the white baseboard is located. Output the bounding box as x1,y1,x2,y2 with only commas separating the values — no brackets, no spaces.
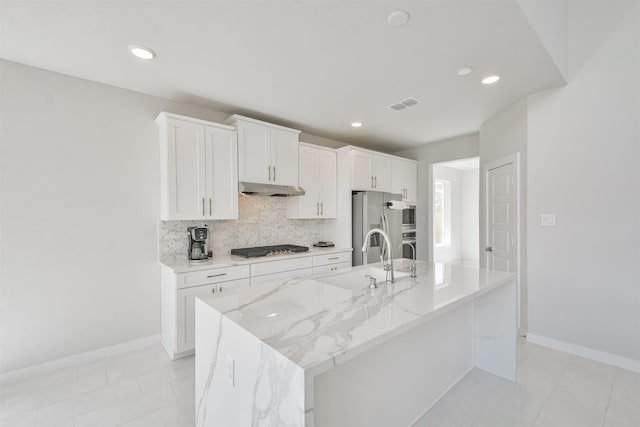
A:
527,333,640,373
0,334,161,385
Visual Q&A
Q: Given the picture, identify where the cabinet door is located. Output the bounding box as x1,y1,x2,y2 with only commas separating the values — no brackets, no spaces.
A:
404,161,418,204
390,158,406,197
204,126,238,219
317,149,337,218
351,149,373,190
176,282,217,354
166,119,206,219
292,146,318,218
237,122,270,184
372,154,391,192
217,279,250,294
271,129,299,186
177,278,250,354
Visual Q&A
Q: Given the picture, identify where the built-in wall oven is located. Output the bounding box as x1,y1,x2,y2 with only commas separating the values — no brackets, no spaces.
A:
402,205,417,259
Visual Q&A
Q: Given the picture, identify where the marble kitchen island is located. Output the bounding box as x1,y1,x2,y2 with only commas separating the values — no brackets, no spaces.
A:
195,260,516,427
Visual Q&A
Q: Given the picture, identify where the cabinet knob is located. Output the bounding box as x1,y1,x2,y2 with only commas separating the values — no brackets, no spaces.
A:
211,288,216,294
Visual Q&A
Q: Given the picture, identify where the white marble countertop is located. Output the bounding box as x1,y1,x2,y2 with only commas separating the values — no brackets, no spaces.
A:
160,246,353,273
197,260,515,376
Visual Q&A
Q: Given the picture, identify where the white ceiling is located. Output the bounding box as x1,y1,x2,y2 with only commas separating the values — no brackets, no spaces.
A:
0,0,566,152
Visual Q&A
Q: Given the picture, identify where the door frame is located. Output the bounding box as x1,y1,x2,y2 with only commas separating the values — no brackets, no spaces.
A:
483,153,522,331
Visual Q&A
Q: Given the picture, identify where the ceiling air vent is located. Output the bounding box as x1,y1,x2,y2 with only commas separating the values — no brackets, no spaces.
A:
388,97,421,111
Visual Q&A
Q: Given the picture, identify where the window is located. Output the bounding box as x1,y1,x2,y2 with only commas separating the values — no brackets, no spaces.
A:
434,179,451,246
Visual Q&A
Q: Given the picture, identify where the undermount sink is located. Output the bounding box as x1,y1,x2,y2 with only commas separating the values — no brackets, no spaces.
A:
317,260,412,293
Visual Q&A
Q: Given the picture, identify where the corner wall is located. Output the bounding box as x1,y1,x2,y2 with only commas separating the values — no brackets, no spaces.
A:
526,1,640,363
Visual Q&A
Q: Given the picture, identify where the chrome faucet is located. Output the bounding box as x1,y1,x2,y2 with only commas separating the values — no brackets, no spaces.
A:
399,242,417,277
362,228,395,283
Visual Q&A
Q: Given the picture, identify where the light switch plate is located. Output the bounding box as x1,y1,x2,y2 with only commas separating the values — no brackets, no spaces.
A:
541,214,556,226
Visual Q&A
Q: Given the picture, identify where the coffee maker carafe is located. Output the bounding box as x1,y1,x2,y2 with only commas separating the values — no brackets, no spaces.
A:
187,226,210,263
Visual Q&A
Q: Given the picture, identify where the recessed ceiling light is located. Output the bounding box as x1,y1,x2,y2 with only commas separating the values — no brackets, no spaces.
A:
351,122,363,128
457,66,474,76
482,75,501,85
387,10,410,26
129,45,156,60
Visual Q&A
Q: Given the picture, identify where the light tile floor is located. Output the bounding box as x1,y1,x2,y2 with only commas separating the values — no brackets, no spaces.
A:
1,340,638,426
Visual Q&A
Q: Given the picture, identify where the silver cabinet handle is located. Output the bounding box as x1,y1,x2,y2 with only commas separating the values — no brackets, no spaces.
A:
316,202,319,216
209,198,212,216
211,288,216,294
374,176,377,188
273,166,276,181
206,272,227,278
202,198,205,216
320,202,323,216
328,256,339,260
371,176,374,188
268,166,271,181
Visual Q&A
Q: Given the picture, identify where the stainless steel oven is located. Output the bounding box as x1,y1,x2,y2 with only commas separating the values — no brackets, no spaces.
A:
402,205,416,230
401,229,417,259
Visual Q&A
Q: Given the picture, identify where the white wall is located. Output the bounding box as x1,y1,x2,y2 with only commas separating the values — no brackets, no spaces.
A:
479,98,528,330
526,1,640,362
395,133,479,262
432,165,463,263
461,168,479,265
0,60,342,374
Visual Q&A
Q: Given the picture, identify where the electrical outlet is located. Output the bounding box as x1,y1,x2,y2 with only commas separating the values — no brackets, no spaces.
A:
541,214,556,227
226,354,235,387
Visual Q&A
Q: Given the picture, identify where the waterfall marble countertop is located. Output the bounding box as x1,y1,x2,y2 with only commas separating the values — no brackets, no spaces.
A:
161,246,352,273
197,260,515,377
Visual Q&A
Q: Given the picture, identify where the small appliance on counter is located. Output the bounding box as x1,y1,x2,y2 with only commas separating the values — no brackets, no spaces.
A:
187,226,211,263
230,244,309,258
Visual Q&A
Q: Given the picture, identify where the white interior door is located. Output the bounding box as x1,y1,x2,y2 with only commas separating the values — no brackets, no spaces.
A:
486,163,516,272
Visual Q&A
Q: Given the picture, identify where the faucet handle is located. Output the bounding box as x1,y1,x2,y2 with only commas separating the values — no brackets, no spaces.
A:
364,274,377,289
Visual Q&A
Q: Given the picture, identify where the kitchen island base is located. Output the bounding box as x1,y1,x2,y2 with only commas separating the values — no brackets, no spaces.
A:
195,262,516,427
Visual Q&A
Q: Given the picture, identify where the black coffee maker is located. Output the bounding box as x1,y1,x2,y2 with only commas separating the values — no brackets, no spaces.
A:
187,226,210,263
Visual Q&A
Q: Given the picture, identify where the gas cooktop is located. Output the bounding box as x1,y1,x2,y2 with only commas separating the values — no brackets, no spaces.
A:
230,244,309,258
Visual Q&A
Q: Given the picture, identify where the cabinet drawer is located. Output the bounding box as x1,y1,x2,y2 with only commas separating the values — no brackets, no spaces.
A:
312,251,352,267
250,268,313,286
177,265,250,289
250,256,312,277
312,262,352,275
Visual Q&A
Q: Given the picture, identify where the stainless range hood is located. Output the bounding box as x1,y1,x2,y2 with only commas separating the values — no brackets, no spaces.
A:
238,182,305,197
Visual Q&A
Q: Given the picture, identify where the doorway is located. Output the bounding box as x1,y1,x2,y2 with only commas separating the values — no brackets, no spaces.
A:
430,157,480,266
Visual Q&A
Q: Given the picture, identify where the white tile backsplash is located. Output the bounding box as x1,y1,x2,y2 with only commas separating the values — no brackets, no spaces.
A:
158,196,325,263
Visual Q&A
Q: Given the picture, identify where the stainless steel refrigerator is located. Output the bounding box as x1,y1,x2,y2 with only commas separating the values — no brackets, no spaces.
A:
352,191,403,266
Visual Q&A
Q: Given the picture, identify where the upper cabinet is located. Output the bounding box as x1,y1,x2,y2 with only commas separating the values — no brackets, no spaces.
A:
391,158,418,204
157,112,238,220
228,115,300,186
287,143,337,219
350,148,391,192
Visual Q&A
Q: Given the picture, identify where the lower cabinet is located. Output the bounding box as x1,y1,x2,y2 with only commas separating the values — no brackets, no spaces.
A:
161,264,250,359
312,262,352,275
176,278,250,355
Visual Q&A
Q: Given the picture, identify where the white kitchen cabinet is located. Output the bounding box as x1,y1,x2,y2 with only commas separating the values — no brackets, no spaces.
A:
161,264,250,359
157,112,238,220
391,158,418,204
311,251,352,274
229,115,301,187
350,148,391,192
287,143,337,219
